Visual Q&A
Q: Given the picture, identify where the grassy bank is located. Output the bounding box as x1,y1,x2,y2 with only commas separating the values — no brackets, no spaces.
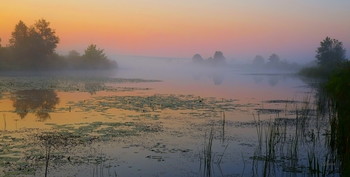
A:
300,60,350,175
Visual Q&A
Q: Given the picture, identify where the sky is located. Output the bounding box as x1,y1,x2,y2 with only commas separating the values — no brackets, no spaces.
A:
1,0,350,62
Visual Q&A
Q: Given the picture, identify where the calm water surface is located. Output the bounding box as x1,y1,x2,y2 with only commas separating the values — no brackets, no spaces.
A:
0,68,335,176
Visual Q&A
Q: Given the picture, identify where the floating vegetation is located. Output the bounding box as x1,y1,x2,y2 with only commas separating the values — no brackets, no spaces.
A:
0,76,159,93
0,120,161,176
255,108,283,114
263,100,305,104
45,121,162,142
69,94,235,117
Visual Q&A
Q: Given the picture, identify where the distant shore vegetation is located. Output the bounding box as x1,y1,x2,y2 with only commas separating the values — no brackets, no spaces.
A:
192,51,300,71
299,37,349,175
299,37,348,78
250,53,300,71
192,51,227,67
0,19,117,71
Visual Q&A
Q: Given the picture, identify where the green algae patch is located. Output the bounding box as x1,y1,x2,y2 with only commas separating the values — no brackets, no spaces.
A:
69,94,236,117
0,76,159,93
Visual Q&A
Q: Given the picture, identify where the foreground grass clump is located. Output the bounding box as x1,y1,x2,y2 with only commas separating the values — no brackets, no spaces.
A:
325,62,350,176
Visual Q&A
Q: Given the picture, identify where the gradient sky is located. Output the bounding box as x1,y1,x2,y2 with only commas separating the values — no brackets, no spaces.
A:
1,0,349,62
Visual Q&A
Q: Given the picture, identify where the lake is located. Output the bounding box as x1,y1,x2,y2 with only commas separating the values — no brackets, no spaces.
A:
0,66,338,177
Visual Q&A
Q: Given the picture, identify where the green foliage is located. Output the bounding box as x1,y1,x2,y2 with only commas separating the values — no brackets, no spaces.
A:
300,37,348,78
298,66,326,78
316,37,346,72
326,61,350,105
325,61,350,175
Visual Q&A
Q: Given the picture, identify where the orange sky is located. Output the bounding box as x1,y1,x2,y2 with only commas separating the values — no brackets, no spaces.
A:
1,0,349,61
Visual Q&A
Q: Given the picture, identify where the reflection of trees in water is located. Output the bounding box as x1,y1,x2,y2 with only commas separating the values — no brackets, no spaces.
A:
268,76,279,86
253,76,263,84
11,90,59,121
260,75,288,87
191,72,225,85
212,73,224,85
213,73,224,85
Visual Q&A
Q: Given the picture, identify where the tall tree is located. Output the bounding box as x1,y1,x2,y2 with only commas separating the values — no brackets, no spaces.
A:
192,54,204,63
316,37,346,71
212,51,226,65
9,21,30,68
82,44,110,69
268,54,280,64
9,21,29,49
8,19,60,69
33,19,59,56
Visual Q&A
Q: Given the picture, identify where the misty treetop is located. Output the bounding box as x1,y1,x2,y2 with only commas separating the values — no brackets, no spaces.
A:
0,19,117,71
67,44,117,70
251,53,300,71
300,37,348,77
192,51,227,67
316,37,346,72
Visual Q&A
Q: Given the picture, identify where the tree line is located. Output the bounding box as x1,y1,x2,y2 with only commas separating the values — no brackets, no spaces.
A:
0,19,117,71
300,37,347,77
192,51,227,66
252,53,300,71
299,37,349,175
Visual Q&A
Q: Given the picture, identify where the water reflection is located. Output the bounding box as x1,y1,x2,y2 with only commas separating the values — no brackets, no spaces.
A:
11,89,59,121
312,82,350,175
253,76,263,84
191,72,225,85
268,76,279,86
251,74,290,87
212,73,224,85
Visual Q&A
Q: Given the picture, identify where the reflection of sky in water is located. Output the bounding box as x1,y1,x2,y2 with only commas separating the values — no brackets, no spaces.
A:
114,68,308,102
0,69,319,177
0,69,310,129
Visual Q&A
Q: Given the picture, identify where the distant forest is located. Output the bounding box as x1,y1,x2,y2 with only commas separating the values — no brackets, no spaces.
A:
0,19,117,71
192,51,227,66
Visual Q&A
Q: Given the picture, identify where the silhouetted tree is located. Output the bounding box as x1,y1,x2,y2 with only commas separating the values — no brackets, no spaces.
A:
9,19,59,69
0,38,3,68
4,19,117,71
316,37,346,72
34,19,59,56
213,51,226,65
268,54,280,64
9,21,29,49
79,44,118,69
0,38,13,70
66,50,82,69
253,55,265,65
192,54,204,63
68,50,80,58
9,21,30,68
